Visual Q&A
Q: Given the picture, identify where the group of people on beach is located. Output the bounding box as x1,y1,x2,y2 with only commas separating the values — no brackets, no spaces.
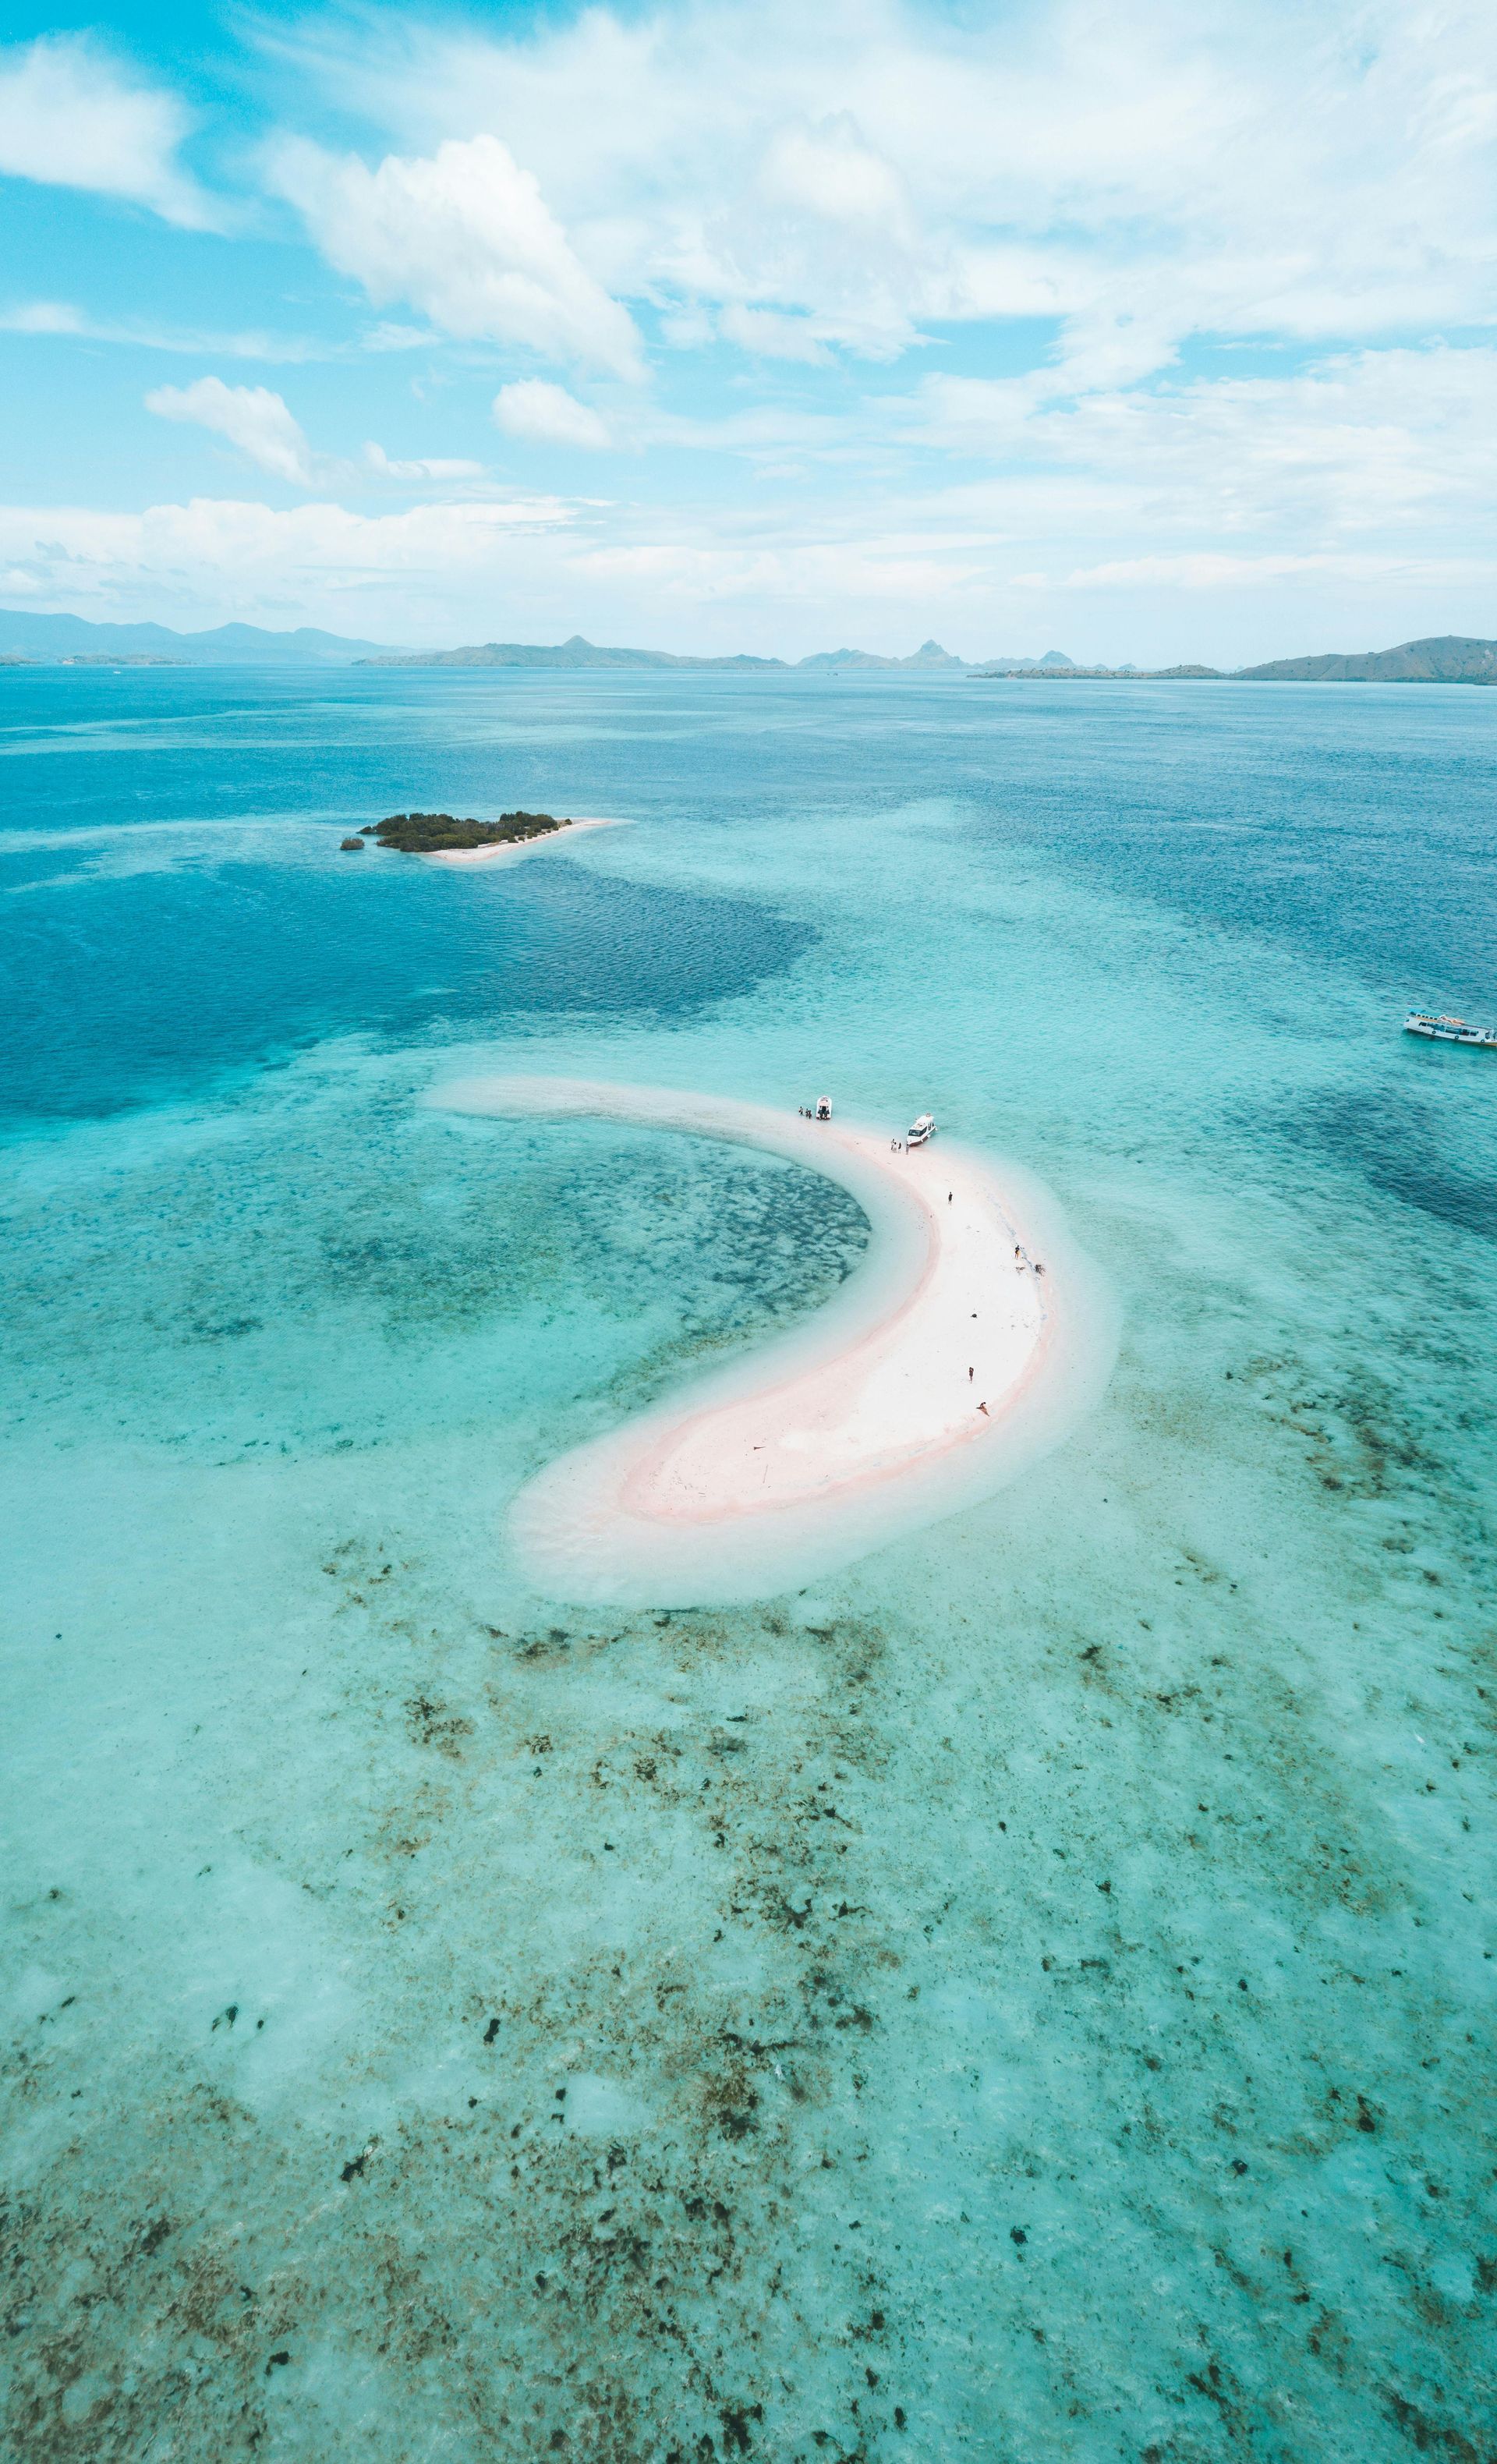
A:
966,1244,1046,1420
791,1094,1045,1423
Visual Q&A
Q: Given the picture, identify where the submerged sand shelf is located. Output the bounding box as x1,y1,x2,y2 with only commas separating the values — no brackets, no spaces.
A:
427,1077,1119,1602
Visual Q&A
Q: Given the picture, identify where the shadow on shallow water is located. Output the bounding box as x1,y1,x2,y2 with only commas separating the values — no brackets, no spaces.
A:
1285,1086,1497,1241
0,858,816,1128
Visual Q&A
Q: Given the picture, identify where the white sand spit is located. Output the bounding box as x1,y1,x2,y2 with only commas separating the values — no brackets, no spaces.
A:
424,816,633,868
426,1077,1118,1603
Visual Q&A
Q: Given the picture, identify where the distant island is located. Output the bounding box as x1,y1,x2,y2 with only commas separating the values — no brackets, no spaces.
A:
3,607,1495,685
356,810,634,867
974,661,1220,681
974,635,1497,685
0,650,186,668
363,809,571,854
1234,635,1497,685
62,653,189,669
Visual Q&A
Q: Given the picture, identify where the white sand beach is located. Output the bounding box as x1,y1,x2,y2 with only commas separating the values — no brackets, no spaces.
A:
424,816,633,868
429,1077,1117,1603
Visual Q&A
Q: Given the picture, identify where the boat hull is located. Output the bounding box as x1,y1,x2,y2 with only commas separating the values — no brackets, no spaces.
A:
1404,1016,1497,1048
1405,1028,1497,1046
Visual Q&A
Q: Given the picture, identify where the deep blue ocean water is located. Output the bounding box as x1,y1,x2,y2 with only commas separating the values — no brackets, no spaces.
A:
2,666,1494,2461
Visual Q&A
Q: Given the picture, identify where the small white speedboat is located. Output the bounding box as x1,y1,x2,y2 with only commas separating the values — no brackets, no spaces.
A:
908,1112,936,1146
1404,1010,1497,1049
815,1095,833,1120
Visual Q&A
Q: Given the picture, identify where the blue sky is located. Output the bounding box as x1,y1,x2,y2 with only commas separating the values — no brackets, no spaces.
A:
2,0,1495,660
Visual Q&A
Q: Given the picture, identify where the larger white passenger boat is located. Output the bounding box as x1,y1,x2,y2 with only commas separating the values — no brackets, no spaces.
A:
1404,1010,1497,1048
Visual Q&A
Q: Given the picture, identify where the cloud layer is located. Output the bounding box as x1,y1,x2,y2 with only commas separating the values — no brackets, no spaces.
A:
493,381,616,451
271,133,646,378
3,0,1497,656
290,0,1497,370
0,35,214,228
0,495,577,638
147,379,318,486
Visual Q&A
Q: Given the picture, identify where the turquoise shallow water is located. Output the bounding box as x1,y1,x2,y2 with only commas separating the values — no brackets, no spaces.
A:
2,669,1495,2461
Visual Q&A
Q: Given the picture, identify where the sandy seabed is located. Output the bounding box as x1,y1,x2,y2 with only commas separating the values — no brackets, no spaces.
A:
428,1077,1120,1603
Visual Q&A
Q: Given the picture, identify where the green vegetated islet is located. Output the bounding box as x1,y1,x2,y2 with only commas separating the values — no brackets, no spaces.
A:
364,810,569,854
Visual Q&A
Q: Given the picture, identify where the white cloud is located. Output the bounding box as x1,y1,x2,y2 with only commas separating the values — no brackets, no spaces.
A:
1,299,324,361
0,494,579,639
1031,554,1468,593
494,381,616,450
717,306,831,365
145,381,490,490
363,442,486,481
147,379,318,487
275,0,1497,377
757,117,911,234
360,323,438,354
901,347,1497,538
6,479,1496,666
0,35,214,228
271,133,645,380
5,303,94,338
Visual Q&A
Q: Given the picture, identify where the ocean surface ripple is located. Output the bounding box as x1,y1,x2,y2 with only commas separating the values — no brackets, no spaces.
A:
2,667,1494,2461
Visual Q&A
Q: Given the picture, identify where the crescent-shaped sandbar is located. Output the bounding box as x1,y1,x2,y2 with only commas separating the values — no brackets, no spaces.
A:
427,1076,1118,1604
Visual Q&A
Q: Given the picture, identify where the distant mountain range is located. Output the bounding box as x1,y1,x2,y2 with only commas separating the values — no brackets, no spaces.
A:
356,634,1078,674
0,609,395,664
2,611,1494,685
361,632,784,671
0,611,1071,672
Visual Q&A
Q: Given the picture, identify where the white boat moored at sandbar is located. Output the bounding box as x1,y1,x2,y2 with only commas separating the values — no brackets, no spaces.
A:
907,1112,936,1146
1404,1010,1497,1048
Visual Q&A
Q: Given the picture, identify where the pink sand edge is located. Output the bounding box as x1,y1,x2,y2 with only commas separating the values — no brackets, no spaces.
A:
613,1127,1048,1523
426,1077,1120,1603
